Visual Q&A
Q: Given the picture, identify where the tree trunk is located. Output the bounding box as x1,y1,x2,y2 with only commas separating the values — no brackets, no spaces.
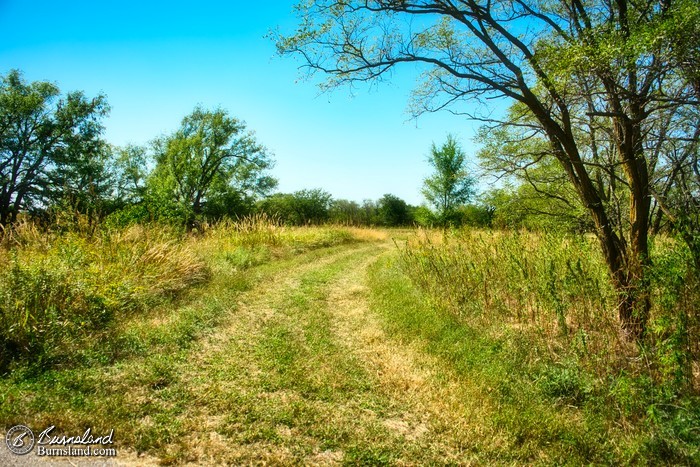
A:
547,126,650,341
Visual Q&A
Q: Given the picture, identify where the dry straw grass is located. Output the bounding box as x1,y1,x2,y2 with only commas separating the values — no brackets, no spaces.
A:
0,220,210,370
401,228,700,390
0,214,388,372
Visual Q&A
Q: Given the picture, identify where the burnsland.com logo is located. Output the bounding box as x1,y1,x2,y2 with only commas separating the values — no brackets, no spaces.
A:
5,425,35,455
5,425,117,457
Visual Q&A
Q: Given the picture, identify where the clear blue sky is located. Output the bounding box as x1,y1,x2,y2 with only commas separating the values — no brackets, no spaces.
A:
0,0,490,205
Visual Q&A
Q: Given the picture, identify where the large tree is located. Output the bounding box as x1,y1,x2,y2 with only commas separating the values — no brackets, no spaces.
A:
150,106,276,225
0,70,109,226
277,0,700,340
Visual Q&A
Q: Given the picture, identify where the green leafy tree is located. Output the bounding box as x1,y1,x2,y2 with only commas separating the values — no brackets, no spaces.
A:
0,70,109,226
113,144,149,205
149,106,276,226
46,142,115,219
259,189,333,225
360,199,379,226
477,120,590,232
455,204,495,228
329,199,363,225
277,0,700,339
422,136,475,226
413,205,437,227
377,193,412,226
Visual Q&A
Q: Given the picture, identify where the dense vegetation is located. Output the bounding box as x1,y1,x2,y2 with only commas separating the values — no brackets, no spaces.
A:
398,229,699,461
2,0,699,461
0,214,368,373
278,0,700,341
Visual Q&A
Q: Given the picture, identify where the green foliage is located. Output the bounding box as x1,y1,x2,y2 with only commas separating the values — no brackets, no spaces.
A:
477,120,591,232
0,222,209,372
0,69,110,225
411,205,436,227
259,188,332,225
389,231,700,463
376,193,412,226
645,237,700,392
538,362,593,406
112,144,148,205
482,185,592,232
422,135,475,226
147,106,276,226
454,203,494,228
328,198,364,225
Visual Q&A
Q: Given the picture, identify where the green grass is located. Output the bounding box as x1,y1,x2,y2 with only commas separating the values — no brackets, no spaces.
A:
389,228,700,464
0,224,396,464
1,223,697,464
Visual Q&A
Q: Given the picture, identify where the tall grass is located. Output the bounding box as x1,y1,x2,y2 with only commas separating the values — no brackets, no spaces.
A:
400,229,699,377
0,222,209,372
398,227,700,461
0,215,384,373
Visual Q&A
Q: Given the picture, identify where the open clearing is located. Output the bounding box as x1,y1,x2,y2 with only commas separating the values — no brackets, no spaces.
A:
3,232,689,465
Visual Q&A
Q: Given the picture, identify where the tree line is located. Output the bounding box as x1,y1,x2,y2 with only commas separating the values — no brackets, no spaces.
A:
0,69,497,230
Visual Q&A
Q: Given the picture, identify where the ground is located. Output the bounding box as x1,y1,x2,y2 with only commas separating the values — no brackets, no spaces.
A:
1,239,503,465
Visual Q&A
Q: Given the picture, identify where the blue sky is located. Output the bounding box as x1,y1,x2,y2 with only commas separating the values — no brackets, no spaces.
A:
0,0,489,205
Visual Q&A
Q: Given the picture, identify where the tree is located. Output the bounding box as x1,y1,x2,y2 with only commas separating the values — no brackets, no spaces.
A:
422,135,474,226
0,70,109,226
377,193,412,226
113,144,149,206
477,116,590,232
329,199,363,225
277,0,700,340
150,106,276,226
360,199,380,225
259,189,333,225
46,142,115,220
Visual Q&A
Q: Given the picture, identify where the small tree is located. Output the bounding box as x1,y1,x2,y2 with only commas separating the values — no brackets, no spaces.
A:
259,189,333,225
422,135,475,226
329,199,362,225
377,193,411,226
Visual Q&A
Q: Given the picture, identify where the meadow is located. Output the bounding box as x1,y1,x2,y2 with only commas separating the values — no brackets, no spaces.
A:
0,218,698,464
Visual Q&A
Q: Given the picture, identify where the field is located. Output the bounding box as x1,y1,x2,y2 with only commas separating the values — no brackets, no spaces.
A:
0,220,698,464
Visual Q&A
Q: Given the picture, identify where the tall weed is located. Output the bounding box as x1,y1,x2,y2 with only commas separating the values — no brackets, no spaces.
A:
0,223,209,371
400,229,616,348
398,228,700,461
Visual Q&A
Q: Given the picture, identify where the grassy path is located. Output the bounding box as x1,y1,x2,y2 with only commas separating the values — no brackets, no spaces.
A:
163,239,500,465
3,230,696,465
165,239,497,464
2,237,526,464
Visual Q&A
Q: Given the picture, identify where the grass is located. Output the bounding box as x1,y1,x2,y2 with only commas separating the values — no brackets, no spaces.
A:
0,215,381,373
393,227,700,464
0,221,209,372
0,221,697,464
0,218,395,463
